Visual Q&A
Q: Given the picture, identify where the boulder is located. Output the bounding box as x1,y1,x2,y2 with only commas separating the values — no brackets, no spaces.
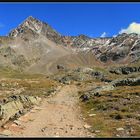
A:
56,65,65,70
83,124,91,129
80,94,90,102
75,67,93,73
58,76,71,84
94,92,101,97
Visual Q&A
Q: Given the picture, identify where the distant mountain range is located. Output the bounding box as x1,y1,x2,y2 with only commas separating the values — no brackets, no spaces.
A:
0,16,140,74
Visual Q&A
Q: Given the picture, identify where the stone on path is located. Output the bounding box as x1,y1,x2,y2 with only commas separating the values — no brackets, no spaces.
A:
83,124,91,129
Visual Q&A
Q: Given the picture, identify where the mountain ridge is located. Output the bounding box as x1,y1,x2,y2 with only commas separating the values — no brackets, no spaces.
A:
0,16,140,74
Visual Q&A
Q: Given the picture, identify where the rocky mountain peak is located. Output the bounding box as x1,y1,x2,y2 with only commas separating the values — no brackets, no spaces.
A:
8,16,43,37
22,16,43,32
8,16,63,45
25,16,36,21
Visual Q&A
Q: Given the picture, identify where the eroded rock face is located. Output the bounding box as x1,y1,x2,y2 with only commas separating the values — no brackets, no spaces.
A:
0,95,41,127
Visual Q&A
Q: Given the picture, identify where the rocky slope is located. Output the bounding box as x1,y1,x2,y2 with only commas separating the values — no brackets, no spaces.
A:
61,33,140,64
0,16,140,74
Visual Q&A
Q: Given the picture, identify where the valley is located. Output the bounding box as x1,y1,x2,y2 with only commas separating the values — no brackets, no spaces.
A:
0,16,140,137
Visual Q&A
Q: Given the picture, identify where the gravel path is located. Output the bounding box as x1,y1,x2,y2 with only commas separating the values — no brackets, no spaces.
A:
8,85,94,137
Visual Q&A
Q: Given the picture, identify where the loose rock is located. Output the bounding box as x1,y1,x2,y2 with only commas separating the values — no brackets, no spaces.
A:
116,128,124,131
89,114,96,117
84,124,91,129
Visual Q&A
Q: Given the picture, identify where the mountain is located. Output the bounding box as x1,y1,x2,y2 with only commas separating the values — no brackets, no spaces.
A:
61,33,140,64
8,16,63,44
0,16,140,74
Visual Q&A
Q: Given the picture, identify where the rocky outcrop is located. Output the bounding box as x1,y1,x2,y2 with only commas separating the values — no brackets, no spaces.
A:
75,67,112,82
58,76,72,85
80,76,140,101
75,67,94,73
0,95,41,127
112,77,140,87
80,85,114,101
55,67,112,85
109,66,140,75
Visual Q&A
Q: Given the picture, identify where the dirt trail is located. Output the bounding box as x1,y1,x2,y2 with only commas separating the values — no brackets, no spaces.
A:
8,85,94,137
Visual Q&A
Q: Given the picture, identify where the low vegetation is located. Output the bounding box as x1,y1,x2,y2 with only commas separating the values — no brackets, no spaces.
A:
0,66,59,100
78,67,140,137
0,64,140,137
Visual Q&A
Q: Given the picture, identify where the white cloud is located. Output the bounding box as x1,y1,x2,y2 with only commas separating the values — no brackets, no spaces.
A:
119,22,140,34
100,32,107,38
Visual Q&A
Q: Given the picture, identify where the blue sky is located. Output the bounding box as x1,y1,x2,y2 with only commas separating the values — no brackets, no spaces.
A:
1,3,140,37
